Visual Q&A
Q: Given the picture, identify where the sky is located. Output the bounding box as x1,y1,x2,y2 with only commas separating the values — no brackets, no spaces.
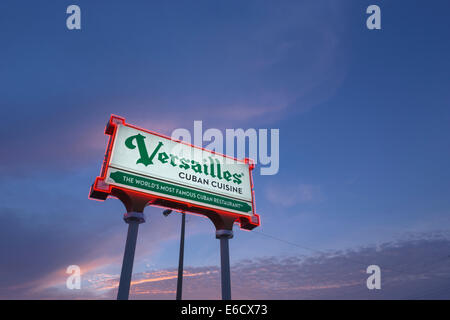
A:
1,0,450,299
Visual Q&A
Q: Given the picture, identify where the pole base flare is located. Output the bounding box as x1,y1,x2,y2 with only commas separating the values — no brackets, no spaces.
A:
123,211,146,224
216,229,233,239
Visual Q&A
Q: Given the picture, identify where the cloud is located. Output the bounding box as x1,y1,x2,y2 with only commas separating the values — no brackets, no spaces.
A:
11,232,450,299
1,0,350,175
152,0,349,127
0,203,184,299
131,234,450,300
266,183,323,207
0,108,185,175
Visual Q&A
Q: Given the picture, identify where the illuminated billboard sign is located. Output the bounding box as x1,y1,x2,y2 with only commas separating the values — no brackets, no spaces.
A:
90,115,260,230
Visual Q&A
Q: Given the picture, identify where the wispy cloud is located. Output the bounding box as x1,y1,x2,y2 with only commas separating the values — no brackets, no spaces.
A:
11,233,450,299
0,1,350,176
266,183,323,207
90,269,218,292
0,204,184,299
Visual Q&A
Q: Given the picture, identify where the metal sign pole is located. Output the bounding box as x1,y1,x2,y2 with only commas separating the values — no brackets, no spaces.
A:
176,212,186,300
216,229,233,300
117,212,145,300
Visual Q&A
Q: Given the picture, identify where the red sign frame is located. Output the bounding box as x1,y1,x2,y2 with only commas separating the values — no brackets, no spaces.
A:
89,115,260,230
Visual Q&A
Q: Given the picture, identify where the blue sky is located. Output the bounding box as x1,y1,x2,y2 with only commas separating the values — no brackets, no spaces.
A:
1,1,450,299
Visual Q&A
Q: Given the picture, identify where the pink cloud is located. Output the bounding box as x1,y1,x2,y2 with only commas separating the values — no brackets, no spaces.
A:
266,183,323,207
21,234,450,299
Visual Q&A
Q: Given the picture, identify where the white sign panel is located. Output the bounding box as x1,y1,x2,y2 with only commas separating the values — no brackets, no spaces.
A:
104,124,254,216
